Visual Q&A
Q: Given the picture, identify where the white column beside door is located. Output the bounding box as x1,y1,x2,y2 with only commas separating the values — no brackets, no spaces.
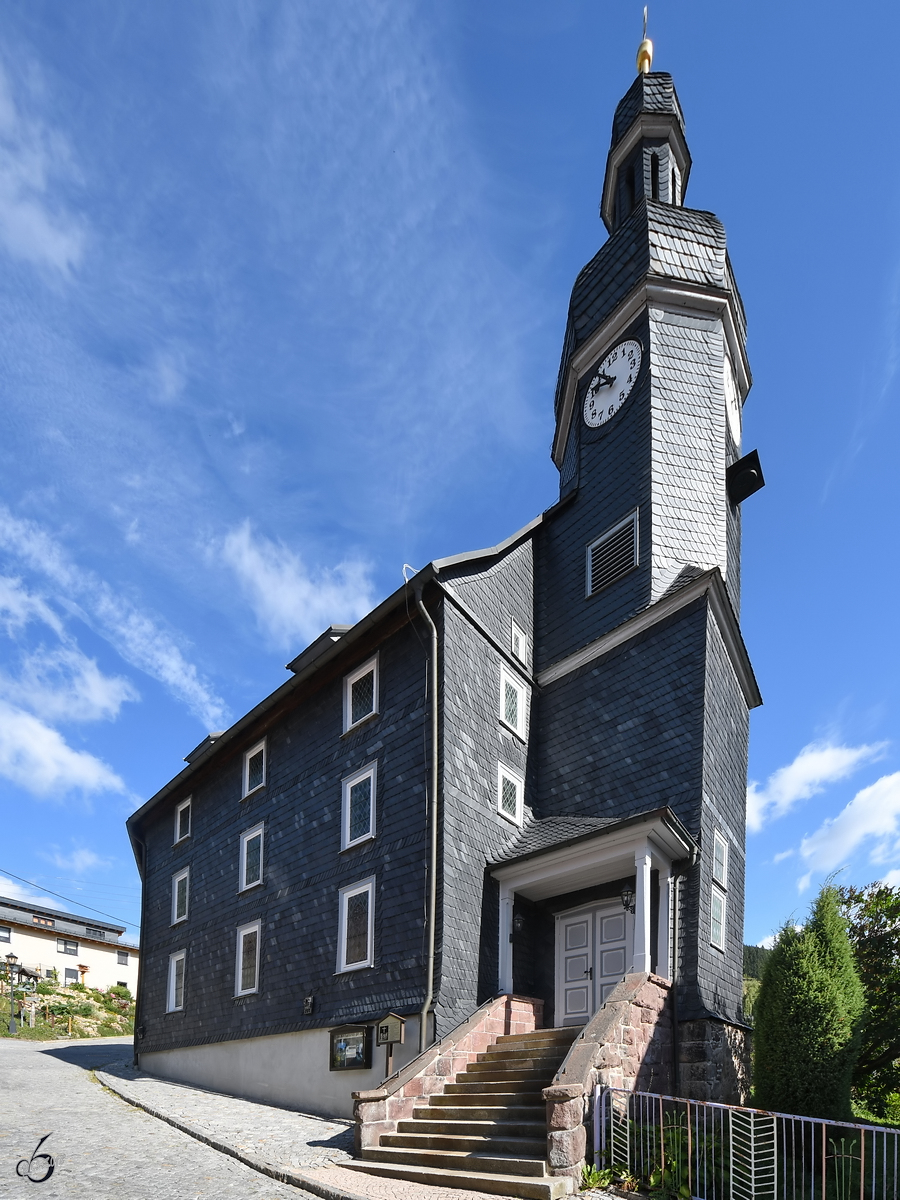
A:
632,848,652,972
498,884,513,993
656,867,672,980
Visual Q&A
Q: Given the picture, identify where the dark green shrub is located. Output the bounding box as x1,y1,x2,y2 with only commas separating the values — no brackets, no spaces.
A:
107,984,132,1001
754,885,864,1120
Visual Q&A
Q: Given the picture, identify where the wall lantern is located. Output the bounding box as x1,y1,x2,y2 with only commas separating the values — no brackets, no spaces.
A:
620,887,636,914
512,914,526,934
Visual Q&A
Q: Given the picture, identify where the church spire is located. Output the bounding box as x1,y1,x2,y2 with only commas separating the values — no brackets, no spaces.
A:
636,7,653,74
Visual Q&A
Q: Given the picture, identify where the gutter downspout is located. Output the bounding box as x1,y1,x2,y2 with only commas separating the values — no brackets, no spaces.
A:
415,582,439,1055
131,834,148,1069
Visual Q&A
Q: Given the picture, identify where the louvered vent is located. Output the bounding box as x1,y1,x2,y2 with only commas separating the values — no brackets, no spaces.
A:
586,510,639,596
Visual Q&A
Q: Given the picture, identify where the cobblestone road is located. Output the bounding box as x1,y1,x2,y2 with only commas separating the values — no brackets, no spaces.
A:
0,1037,318,1199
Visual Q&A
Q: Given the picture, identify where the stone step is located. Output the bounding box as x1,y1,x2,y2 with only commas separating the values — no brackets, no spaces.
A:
414,1103,545,1122
398,1117,546,1138
434,1086,544,1102
444,1079,545,1096
460,1064,559,1082
362,1145,548,1178
342,1160,571,1200
470,1052,565,1069
383,1131,548,1157
493,1029,581,1046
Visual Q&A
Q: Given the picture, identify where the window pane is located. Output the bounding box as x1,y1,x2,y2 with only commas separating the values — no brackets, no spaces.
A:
64,969,78,984
176,875,188,920
117,951,128,965
501,775,518,816
351,671,375,725
345,891,369,965
713,838,727,886
248,749,265,791
178,804,190,840
244,833,262,886
711,890,724,947
504,680,519,728
0,927,9,942
173,957,184,1009
241,930,258,991
349,777,372,842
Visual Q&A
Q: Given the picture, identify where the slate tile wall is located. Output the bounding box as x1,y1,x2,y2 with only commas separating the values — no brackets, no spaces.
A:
137,620,434,1056
436,546,536,1037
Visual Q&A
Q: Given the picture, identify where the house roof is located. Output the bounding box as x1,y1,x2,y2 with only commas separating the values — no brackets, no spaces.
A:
491,806,697,869
0,894,125,935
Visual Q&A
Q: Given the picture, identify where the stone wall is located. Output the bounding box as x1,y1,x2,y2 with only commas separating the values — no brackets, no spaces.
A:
543,972,672,1183
679,1018,751,1105
352,994,542,1153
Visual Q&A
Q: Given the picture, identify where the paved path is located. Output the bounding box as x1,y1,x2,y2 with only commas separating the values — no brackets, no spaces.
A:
0,1037,319,1199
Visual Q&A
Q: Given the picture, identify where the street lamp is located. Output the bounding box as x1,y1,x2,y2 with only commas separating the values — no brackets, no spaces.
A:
5,952,18,1035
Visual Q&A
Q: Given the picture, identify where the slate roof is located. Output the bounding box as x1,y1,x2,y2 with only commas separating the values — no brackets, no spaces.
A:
609,71,686,147
491,815,621,865
611,72,685,148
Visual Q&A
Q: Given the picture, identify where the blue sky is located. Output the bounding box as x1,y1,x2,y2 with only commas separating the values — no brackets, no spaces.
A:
1,0,899,947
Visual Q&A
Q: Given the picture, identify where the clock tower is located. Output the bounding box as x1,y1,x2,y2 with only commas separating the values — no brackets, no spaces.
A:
531,58,761,1078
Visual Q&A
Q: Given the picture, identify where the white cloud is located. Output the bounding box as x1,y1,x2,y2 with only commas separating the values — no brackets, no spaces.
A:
757,934,777,950
0,699,126,798
799,771,900,876
221,520,375,652
3,645,138,724
881,869,900,887
772,849,794,864
0,507,227,729
746,740,886,832
0,875,56,907
42,846,110,873
0,61,84,274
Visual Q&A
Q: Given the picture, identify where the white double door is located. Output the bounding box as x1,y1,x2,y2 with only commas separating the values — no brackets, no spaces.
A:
555,902,632,1026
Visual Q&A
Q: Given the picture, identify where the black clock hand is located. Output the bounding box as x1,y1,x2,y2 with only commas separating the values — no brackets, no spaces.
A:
589,372,615,396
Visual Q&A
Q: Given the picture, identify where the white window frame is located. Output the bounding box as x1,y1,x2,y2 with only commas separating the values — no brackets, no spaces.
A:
242,739,267,798
336,877,375,973
235,920,262,996
171,867,190,925
174,797,192,844
239,822,265,892
710,887,726,951
343,655,379,733
341,762,377,851
712,832,729,888
497,763,525,826
499,666,527,739
167,949,186,1012
511,620,529,666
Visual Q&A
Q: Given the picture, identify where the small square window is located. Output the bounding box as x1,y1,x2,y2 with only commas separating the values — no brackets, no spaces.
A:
0,926,9,943
235,921,261,996
342,763,377,850
511,620,529,666
710,888,726,950
167,950,185,1012
172,868,189,924
117,950,129,966
497,764,524,826
337,878,375,972
34,915,54,927
117,981,127,988
712,832,728,889
64,968,79,985
499,668,526,738
344,656,379,732
240,823,265,891
57,938,78,955
243,740,266,798
175,797,192,843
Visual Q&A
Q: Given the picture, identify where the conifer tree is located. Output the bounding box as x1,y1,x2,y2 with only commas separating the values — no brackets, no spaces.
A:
753,885,865,1119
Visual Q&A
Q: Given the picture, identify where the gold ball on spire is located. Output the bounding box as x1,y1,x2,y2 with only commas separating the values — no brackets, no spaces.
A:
636,37,653,74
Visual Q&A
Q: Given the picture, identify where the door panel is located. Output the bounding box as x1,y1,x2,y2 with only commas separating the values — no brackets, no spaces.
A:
556,903,631,1026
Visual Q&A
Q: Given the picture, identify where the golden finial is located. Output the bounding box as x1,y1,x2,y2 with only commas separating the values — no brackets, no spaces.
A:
636,6,653,74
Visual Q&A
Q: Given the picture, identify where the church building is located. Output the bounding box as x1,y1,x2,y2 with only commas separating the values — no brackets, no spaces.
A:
128,42,762,1183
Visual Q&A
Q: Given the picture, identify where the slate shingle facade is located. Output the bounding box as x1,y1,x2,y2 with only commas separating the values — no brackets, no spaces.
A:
129,68,759,1113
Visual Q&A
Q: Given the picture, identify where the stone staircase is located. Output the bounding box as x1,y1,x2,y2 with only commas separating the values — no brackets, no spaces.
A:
344,1026,581,1199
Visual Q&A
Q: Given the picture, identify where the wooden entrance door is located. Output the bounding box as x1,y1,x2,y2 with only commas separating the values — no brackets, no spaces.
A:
555,903,630,1026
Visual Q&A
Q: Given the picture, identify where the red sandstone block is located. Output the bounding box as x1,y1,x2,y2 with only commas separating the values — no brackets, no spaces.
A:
548,1124,586,1168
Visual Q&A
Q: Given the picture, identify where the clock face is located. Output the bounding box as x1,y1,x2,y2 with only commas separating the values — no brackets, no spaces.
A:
583,339,642,428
